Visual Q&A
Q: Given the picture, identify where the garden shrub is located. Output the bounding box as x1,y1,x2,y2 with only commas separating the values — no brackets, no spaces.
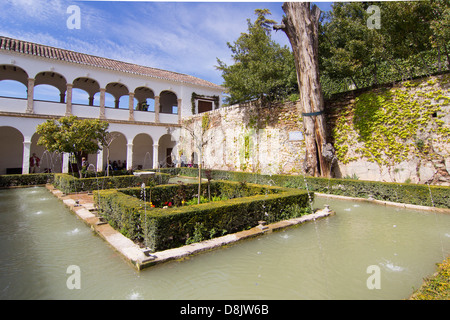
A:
154,167,450,208
53,172,170,194
0,173,54,188
94,181,312,251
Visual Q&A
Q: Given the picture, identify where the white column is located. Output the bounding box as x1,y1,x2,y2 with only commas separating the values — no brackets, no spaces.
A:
153,143,159,169
127,142,133,170
62,152,70,173
22,140,31,174
96,148,104,172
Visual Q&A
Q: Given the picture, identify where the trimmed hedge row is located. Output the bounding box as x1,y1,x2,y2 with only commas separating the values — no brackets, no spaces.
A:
53,172,170,194
0,173,54,189
94,181,312,251
154,168,450,209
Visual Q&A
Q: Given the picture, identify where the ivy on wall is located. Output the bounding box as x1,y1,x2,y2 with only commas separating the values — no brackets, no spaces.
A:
332,75,450,167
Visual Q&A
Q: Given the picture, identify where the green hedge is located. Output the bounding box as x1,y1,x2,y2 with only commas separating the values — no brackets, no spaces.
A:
154,168,450,209
94,181,312,251
53,172,171,194
0,173,54,188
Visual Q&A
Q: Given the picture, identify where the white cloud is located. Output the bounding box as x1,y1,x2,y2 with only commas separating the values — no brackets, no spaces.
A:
0,1,294,85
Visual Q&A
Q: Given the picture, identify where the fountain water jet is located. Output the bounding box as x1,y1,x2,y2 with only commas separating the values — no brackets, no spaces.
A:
140,182,154,258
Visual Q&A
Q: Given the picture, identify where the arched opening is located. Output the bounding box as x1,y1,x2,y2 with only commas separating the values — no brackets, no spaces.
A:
33,84,61,102
134,86,155,112
103,132,127,171
106,82,129,109
73,77,100,106
34,71,67,102
158,134,177,168
71,88,90,106
133,133,154,170
0,126,23,174
0,80,27,99
30,133,63,173
0,65,28,99
160,91,178,114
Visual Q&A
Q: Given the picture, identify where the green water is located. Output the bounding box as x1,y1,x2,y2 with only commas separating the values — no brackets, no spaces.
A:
0,187,449,299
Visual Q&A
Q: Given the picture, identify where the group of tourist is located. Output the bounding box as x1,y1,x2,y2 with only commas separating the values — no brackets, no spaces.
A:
105,160,127,171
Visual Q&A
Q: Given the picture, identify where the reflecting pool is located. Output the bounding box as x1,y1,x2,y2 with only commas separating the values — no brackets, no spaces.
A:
0,187,449,299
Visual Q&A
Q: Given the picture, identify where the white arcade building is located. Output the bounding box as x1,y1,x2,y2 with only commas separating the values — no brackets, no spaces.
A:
0,36,223,175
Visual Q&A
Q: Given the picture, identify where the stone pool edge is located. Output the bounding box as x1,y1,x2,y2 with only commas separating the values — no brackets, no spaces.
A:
45,184,334,271
315,192,450,214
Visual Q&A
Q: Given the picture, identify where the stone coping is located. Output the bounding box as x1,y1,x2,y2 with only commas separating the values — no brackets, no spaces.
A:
45,184,334,271
315,192,450,214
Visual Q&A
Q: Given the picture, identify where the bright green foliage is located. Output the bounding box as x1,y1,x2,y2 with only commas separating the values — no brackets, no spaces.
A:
36,116,109,176
95,181,311,251
319,1,450,97
164,167,450,208
0,173,54,188
332,76,450,167
410,257,450,300
52,172,170,194
216,9,298,105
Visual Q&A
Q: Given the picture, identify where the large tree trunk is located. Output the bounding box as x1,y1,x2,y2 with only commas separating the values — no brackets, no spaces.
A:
274,2,330,177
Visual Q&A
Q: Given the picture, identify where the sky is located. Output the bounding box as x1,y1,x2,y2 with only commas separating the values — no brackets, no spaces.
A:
0,1,333,87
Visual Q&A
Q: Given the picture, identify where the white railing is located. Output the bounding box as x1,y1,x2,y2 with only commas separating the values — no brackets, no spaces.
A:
0,96,27,113
34,100,66,116
72,104,100,118
159,113,178,124
0,97,180,125
134,110,155,122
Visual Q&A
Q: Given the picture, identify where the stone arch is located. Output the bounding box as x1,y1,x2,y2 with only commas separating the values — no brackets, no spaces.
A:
106,82,129,109
72,77,100,106
160,90,178,114
103,131,127,171
34,71,67,102
0,126,24,174
0,64,29,99
132,133,154,170
158,133,177,167
134,86,155,112
30,133,63,173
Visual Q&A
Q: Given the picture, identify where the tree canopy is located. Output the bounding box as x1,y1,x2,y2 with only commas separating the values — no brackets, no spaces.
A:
216,9,298,105
217,1,449,103
319,0,450,97
36,116,109,176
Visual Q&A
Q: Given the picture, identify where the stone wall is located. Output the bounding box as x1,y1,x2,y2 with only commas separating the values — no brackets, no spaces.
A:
179,99,306,175
180,73,450,185
326,73,450,185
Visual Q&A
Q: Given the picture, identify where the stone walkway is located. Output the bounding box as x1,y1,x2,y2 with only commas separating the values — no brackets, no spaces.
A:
45,184,334,270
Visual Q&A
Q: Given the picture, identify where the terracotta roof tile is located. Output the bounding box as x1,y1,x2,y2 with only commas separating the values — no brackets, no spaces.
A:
0,36,223,90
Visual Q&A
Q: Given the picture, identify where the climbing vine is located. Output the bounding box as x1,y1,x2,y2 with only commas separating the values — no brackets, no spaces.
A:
332,76,450,167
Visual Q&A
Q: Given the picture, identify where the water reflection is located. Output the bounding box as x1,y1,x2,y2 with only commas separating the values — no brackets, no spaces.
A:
0,187,449,300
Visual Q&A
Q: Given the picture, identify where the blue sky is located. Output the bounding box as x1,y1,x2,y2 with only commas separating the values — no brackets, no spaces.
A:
0,1,332,87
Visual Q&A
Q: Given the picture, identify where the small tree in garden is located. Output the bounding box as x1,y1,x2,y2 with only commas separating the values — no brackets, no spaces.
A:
36,115,109,178
99,132,121,176
182,113,212,204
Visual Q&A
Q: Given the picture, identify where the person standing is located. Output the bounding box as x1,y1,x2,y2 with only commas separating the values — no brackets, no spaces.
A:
29,153,40,173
